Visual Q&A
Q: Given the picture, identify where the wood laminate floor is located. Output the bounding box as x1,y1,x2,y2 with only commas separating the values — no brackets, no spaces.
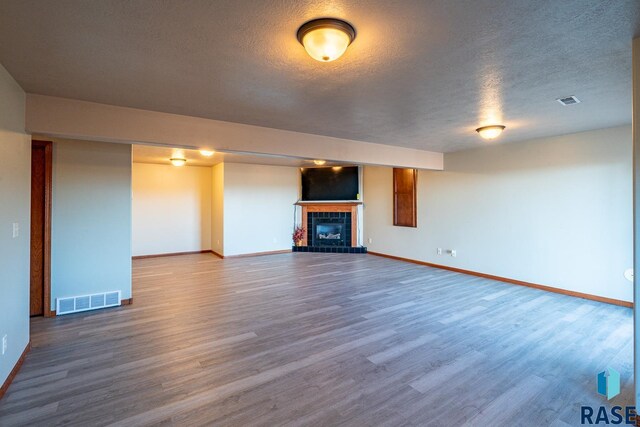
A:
0,253,633,426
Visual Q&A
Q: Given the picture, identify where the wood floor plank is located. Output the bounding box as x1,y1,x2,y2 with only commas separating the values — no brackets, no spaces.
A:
463,375,549,426
409,350,487,394
367,332,439,365
0,252,632,426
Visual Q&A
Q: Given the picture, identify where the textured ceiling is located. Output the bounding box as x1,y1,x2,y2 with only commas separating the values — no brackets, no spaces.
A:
132,144,346,168
1,0,639,152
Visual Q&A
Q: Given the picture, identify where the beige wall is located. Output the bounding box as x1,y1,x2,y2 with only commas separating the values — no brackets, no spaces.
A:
0,63,30,386
132,163,212,256
51,138,132,306
211,163,224,255
364,126,633,302
132,162,297,258
222,163,299,256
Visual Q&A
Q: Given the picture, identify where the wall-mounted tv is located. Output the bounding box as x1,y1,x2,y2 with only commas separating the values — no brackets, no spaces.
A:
301,166,359,201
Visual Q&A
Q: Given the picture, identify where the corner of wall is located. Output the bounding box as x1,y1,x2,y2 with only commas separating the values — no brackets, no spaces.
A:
212,162,225,256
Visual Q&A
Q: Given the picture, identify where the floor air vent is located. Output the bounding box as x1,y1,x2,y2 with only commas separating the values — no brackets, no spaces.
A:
56,291,121,315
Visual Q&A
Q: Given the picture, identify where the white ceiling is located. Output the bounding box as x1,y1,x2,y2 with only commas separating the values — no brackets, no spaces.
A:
1,1,639,153
132,144,346,168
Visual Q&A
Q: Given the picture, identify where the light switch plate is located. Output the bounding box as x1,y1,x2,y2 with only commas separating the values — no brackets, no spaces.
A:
2,335,7,355
12,223,19,238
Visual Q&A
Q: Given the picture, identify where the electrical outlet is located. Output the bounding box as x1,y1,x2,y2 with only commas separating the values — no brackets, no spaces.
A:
437,248,442,255
368,238,373,244
451,250,457,258
12,223,19,238
2,335,7,355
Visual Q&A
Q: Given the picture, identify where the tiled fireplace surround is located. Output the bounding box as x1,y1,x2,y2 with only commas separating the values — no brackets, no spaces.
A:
293,202,367,254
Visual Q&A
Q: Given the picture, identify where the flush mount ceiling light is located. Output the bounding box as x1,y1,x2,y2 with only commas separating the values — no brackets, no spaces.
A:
476,125,506,140
199,149,215,157
297,18,356,62
313,160,327,165
170,158,187,166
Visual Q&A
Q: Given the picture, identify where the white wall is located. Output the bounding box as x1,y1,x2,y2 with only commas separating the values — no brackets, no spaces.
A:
0,64,30,386
51,138,132,307
222,163,299,256
132,163,211,256
211,163,224,255
364,126,633,302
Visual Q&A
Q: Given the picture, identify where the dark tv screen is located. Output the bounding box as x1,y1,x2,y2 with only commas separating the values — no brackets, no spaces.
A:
301,166,359,201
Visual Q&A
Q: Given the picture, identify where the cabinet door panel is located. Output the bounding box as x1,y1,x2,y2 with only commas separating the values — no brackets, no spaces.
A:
393,168,417,227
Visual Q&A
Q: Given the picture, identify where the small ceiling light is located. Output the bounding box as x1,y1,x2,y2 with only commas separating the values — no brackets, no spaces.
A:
297,18,356,62
200,149,215,157
476,125,506,140
332,166,343,171
313,160,327,165
170,158,187,167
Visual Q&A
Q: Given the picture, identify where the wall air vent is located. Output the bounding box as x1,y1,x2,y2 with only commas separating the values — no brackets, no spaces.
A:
556,95,580,106
56,291,121,315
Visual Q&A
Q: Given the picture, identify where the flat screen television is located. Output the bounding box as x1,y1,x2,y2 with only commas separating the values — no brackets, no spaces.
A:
301,166,359,201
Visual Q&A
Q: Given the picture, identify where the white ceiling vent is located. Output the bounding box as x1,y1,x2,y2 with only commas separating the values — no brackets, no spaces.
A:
556,95,581,106
57,291,121,315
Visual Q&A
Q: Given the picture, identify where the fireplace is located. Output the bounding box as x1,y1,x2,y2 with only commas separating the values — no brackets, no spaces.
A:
314,223,346,246
307,211,351,248
293,202,367,254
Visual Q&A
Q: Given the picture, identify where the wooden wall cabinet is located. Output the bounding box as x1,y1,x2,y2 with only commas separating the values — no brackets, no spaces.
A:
393,168,417,227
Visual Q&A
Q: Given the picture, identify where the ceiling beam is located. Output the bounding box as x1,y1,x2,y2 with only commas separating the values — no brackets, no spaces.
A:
25,94,443,170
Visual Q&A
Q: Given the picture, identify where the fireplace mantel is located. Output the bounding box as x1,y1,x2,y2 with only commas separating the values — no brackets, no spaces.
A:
295,201,362,206
296,201,362,247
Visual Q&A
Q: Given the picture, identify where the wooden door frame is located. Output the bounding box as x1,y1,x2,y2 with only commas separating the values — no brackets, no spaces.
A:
32,140,53,317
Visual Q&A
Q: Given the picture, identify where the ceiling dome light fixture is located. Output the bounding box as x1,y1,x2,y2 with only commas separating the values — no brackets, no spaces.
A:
476,125,506,140
170,158,187,166
297,18,356,62
200,149,215,157
313,159,327,165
